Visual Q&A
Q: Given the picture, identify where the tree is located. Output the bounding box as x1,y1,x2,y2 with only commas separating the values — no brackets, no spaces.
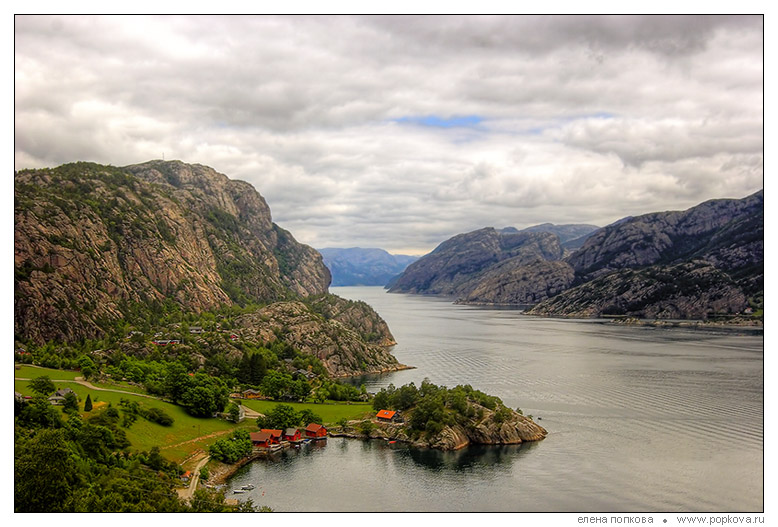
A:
257,403,299,430
298,409,323,426
78,356,97,380
18,395,63,429
227,403,241,423
84,393,93,412
15,428,78,512
62,391,79,414
144,407,173,426
181,385,218,417
29,375,56,396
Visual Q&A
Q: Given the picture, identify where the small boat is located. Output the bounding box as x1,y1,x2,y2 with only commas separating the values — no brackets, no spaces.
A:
241,484,255,490
388,440,396,444
233,489,246,494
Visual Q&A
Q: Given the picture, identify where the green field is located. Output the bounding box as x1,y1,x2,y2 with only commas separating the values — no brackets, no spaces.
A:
14,364,80,380
15,366,375,464
240,398,374,424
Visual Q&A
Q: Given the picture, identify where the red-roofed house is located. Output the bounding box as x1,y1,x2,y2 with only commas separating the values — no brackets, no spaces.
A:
250,431,273,448
376,409,401,422
283,428,302,442
261,429,283,443
305,423,327,439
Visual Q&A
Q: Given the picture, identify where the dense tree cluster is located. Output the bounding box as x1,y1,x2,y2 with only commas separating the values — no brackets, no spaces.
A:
15,398,263,512
372,380,509,438
255,403,322,431
208,429,254,464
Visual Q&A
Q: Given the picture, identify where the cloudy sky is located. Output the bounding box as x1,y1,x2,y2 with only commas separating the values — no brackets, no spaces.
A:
14,15,764,255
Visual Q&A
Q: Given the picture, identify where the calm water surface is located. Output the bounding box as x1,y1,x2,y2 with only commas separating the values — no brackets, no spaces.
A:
231,287,763,512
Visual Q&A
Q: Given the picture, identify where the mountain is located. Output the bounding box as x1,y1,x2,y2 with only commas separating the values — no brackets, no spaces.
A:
388,228,574,304
509,223,600,249
318,247,419,286
14,161,403,376
527,190,763,319
389,191,763,320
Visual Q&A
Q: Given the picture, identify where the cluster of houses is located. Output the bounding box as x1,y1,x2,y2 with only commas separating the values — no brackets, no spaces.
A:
250,423,328,450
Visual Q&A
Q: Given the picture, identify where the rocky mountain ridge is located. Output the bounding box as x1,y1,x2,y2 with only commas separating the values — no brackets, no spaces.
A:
388,228,571,305
389,192,763,320
14,161,400,377
527,191,763,319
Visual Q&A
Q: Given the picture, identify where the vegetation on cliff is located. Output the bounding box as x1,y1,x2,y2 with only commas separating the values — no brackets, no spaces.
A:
14,161,331,343
14,161,402,378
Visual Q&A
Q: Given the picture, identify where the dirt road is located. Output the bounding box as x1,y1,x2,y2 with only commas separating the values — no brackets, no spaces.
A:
177,452,211,502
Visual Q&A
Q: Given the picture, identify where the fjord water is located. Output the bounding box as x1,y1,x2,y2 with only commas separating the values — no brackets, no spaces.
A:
231,286,763,512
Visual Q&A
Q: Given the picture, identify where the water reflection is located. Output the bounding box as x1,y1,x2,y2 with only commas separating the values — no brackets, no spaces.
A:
400,441,537,472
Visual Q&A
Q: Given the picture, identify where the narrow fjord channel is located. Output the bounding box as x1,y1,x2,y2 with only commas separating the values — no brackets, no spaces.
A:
229,286,763,512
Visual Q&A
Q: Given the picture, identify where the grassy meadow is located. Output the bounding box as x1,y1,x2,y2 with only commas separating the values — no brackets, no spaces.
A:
16,365,375,464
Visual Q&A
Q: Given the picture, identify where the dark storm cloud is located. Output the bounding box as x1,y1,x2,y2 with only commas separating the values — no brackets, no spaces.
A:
14,15,763,254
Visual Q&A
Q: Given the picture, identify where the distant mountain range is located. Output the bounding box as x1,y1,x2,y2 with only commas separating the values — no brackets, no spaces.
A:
389,194,763,321
318,247,419,287
500,223,600,251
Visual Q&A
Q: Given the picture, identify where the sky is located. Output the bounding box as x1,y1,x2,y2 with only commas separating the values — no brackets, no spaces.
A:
14,14,765,255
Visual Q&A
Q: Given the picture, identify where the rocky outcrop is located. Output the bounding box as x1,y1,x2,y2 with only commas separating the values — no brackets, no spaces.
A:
527,260,748,319
389,191,762,320
234,299,407,377
568,190,764,285
318,247,419,287
306,294,397,347
526,191,763,319
459,260,575,305
14,161,331,344
341,403,547,451
389,228,569,304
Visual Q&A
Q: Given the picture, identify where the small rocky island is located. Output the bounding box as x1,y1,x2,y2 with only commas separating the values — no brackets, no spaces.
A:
332,380,547,450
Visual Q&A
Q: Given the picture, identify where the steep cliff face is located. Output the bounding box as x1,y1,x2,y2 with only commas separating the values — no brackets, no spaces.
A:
14,161,330,343
527,191,763,319
389,228,568,304
234,299,405,377
568,190,764,286
527,260,748,319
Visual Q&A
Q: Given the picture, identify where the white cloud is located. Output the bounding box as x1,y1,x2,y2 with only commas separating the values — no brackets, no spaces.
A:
14,14,764,255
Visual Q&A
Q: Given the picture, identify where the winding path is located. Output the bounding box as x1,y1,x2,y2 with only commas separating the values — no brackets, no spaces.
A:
177,452,211,502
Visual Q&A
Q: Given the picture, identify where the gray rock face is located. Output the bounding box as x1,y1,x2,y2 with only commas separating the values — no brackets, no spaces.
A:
526,190,764,319
389,228,568,304
527,260,748,319
14,161,331,343
389,191,762,321
568,190,764,284
235,299,406,377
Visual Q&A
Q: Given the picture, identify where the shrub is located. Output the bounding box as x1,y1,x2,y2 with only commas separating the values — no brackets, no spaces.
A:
144,407,174,426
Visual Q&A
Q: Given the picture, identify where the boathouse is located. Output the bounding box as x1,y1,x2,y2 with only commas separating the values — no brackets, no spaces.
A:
250,431,273,448
283,428,302,442
261,429,283,443
305,423,327,439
